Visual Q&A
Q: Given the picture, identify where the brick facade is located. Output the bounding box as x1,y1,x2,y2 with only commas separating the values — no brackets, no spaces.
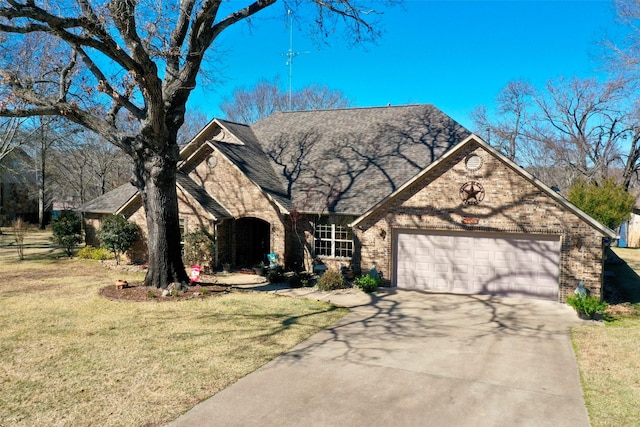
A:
192,150,286,267
80,116,613,303
355,141,608,303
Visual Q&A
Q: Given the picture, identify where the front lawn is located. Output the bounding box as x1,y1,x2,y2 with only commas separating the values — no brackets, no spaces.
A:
0,228,348,426
571,247,640,427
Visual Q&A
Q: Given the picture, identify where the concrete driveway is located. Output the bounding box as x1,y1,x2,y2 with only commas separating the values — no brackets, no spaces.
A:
168,289,590,427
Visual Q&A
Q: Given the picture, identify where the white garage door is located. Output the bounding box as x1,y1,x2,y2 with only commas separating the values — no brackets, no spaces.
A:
395,230,560,301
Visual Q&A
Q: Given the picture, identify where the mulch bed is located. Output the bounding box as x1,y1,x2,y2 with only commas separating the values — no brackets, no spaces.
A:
99,261,235,302
99,281,231,302
602,271,639,317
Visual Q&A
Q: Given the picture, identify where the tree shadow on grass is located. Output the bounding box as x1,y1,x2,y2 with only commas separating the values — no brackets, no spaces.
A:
604,247,640,304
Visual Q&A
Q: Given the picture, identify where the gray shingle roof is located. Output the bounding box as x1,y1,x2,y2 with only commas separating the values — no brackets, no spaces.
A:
77,183,137,214
213,119,291,210
80,105,470,218
176,172,232,220
250,104,470,214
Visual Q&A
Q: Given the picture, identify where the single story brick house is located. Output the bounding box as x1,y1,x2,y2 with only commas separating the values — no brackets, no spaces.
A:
79,104,616,302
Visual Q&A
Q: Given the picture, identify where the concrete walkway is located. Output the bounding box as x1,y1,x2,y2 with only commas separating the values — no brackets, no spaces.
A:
168,287,591,427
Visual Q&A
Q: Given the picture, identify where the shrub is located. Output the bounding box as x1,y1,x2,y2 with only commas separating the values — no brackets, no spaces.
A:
98,215,139,265
183,229,215,272
316,269,347,291
354,274,382,293
77,245,113,260
566,294,608,319
77,246,93,259
91,247,113,260
567,177,635,230
267,266,286,283
51,210,83,257
288,272,315,288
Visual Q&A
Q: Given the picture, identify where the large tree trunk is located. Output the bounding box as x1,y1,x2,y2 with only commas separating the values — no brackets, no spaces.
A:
136,152,189,289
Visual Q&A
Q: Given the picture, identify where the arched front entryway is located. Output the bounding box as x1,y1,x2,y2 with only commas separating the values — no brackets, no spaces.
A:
235,217,271,266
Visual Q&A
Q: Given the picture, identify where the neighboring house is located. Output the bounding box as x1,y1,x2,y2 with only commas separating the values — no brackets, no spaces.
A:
619,204,640,248
79,104,616,302
0,148,37,225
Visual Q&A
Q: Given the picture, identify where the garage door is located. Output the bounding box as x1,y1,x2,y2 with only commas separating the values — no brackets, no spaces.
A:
395,230,560,300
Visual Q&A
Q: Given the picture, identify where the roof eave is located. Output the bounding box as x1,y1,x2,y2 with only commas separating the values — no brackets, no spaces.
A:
210,141,291,215
114,191,141,217
176,181,233,222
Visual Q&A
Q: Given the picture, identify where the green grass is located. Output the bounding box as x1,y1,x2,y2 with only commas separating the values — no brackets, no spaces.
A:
572,247,640,427
0,228,348,426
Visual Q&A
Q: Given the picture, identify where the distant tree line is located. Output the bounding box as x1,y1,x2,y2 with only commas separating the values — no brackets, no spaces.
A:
472,1,640,229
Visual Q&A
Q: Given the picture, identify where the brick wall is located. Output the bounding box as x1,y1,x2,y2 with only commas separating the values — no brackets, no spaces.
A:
192,149,286,266
356,141,607,302
84,147,288,269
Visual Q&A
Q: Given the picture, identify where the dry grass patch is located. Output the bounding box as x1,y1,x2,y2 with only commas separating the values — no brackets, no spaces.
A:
571,247,640,427
572,318,640,427
0,229,348,426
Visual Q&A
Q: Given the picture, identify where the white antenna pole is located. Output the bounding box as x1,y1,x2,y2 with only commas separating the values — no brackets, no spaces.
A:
287,9,294,110
283,10,308,111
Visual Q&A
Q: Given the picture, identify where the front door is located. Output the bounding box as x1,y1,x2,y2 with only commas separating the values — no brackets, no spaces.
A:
235,217,270,266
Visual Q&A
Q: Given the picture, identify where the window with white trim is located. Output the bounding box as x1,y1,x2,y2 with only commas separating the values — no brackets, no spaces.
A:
314,217,353,258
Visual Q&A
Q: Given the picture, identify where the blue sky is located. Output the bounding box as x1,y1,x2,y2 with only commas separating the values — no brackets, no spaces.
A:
188,0,620,130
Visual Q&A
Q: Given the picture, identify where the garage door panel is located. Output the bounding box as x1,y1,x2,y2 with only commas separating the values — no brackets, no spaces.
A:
433,248,451,259
475,246,492,257
414,263,431,273
454,249,471,259
434,262,450,273
431,277,449,290
396,231,560,301
474,265,491,276
494,251,511,261
515,252,536,262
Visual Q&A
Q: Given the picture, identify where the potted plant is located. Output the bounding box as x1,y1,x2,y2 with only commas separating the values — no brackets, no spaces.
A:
221,260,231,273
254,261,265,276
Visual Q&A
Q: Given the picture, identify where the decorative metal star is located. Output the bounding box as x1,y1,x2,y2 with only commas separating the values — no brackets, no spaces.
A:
460,181,485,205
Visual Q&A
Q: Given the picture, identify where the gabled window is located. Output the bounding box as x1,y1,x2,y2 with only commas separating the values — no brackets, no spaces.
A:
314,217,353,258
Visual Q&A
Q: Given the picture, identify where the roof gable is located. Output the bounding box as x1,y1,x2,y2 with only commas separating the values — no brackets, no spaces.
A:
178,118,291,212
350,134,618,239
77,183,138,214
211,134,291,212
179,118,246,164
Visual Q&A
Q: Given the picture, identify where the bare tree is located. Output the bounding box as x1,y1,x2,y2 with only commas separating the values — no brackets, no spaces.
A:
49,134,131,207
472,80,534,161
532,77,635,184
0,118,26,163
475,77,640,190
221,78,287,124
0,0,391,288
605,0,640,189
608,0,640,75
221,77,351,124
178,110,209,147
26,117,79,229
